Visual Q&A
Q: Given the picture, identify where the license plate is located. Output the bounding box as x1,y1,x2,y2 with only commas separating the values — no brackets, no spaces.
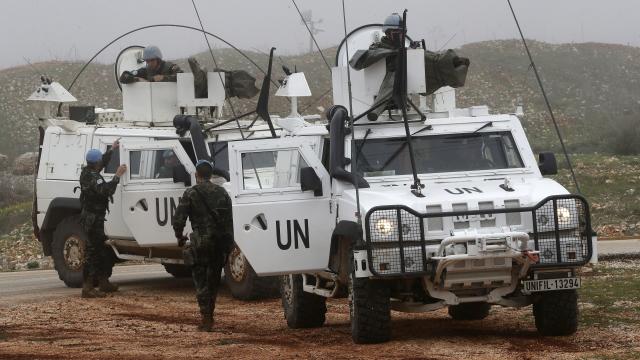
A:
522,278,581,293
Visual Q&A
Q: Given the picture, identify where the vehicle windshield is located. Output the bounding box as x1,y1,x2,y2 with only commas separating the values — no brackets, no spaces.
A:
354,131,524,177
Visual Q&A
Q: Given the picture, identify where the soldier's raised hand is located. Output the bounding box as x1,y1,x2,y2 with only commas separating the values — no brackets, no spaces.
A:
112,139,120,150
115,164,127,177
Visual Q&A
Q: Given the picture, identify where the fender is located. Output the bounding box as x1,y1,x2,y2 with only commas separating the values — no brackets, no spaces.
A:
329,220,362,284
39,197,81,255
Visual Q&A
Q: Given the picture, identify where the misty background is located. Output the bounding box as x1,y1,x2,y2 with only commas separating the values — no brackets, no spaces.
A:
0,0,637,69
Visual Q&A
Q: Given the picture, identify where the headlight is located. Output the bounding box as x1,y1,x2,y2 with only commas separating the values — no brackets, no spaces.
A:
375,218,394,236
557,206,571,225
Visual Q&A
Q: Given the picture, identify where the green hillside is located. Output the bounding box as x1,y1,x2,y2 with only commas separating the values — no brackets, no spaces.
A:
1,40,640,158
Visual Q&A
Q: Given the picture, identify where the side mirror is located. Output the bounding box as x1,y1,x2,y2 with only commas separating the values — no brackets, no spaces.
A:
300,167,323,196
538,152,557,175
173,164,192,186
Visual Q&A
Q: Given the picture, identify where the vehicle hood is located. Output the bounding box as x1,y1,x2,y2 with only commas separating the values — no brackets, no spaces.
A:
340,177,570,215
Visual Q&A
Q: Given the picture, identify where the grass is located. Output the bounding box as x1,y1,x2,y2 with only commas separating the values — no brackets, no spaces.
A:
0,201,31,236
552,154,640,234
579,262,640,327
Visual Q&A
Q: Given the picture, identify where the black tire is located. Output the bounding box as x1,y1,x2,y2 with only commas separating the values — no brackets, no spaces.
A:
349,252,391,344
448,302,491,320
533,290,579,336
51,216,86,288
281,274,327,328
224,243,279,300
52,216,115,288
163,264,192,278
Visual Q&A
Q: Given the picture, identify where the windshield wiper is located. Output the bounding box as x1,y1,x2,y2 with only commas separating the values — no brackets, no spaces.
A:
473,121,493,133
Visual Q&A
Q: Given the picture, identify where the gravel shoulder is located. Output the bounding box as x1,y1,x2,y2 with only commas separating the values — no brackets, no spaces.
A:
1,260,639,359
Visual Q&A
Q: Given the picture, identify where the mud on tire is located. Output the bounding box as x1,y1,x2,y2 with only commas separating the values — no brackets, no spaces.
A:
349,250,391,344
533,290,578,336
448,302,491,320
281,274,327,328
224,243,279,300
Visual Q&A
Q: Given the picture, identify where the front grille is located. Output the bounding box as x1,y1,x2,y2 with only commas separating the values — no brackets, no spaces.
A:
364,195,593,278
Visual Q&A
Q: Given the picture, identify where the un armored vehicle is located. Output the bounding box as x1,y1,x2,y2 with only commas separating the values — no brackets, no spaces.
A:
222,24,596,343
30,46,308,300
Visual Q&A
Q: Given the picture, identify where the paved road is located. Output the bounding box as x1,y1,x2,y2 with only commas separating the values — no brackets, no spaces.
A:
0,264,179,308
597,239,640,256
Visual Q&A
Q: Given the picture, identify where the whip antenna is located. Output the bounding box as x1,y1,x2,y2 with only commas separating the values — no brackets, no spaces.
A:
340,0,362,225
507,0,581,194
191,0,246,139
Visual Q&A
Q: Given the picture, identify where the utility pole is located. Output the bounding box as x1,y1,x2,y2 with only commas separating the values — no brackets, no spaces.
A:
301,10,323,54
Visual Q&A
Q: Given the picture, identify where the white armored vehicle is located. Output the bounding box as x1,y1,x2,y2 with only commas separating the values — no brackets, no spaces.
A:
31,46,303,299
224,22,596,343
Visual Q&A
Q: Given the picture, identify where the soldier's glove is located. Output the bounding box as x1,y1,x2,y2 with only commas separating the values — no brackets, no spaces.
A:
175,230,187,247
120,71,135,84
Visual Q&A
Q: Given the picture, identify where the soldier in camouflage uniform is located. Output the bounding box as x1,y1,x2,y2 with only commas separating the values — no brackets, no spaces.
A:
120,45,183,84
79,142,127,298
173,160,233,332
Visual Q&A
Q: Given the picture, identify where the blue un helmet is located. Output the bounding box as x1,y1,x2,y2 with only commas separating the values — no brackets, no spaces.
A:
86,149,103,164
142,45,163,61
382,13,402,33
195,159,213,170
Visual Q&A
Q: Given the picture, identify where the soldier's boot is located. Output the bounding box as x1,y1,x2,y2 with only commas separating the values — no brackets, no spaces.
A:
98,276,119,293
197,312,213,332
81,277,106,298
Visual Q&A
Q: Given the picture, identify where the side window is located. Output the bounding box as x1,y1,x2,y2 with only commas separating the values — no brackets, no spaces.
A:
103,145,120,174
241,149,308,190
129,149,182,181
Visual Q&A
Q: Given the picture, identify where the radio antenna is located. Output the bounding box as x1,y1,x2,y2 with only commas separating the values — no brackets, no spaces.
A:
340,0,362,225
190,0,246,139
507,0,581,194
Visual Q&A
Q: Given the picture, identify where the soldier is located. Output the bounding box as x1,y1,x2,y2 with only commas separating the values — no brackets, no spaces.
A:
350,13,406,121
119,45,183,84
80,142,127,298
173,160,233,332
156,150,178,179
350,13,470,121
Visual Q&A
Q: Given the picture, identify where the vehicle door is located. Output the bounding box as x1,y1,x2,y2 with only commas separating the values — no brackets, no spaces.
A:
119,140,195,246
228,137,332,275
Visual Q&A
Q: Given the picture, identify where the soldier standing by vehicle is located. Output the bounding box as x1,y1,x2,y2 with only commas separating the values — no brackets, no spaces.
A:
173,160,233,332
119,45,183,83
80,142,127,298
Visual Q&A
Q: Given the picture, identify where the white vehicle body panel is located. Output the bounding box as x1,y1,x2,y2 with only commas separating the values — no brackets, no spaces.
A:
228,137,333,275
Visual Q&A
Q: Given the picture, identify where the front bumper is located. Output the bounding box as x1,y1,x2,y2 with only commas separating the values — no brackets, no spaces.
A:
362,195,593,278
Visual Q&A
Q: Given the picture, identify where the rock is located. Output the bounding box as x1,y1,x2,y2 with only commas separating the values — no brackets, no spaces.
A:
0,153,8,170
12,152,38,175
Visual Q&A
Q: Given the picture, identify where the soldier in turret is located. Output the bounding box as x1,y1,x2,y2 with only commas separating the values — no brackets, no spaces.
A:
173,160,233,332
120,45,183,83
79,142,127,298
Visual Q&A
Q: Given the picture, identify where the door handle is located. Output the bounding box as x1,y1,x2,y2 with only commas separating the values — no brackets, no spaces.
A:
136,199,148,211
245,214,268,231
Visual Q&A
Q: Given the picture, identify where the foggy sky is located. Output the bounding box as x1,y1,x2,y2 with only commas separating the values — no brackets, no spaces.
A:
0,0,637,70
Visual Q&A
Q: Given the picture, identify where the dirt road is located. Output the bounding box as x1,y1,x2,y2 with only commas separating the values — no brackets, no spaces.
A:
1,261,639,359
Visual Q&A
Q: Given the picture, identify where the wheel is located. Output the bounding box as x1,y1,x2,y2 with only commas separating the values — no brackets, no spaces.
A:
51,216,86,288
533,290,579,336
224,243,279,300
349,251,391,344
163,264,192,278
448,302,491,320
281,274,327,328
52,216,115,288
